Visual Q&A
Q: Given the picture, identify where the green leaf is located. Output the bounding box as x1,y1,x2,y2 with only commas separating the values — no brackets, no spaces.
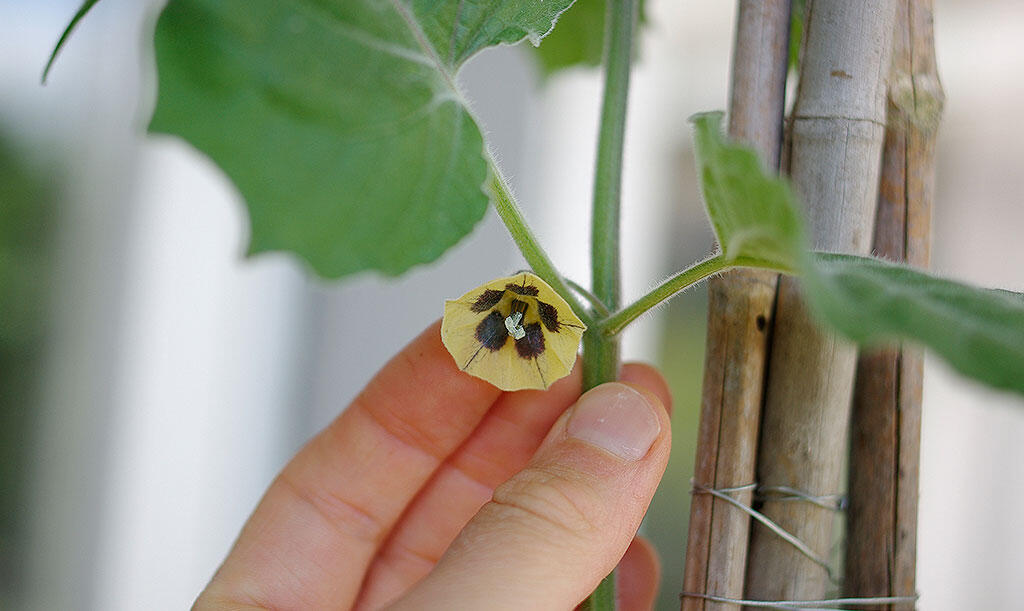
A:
42,0,103,82
532,0,605,74
688,113,1024,397
532,0,645,75
150,0,575,278
690,111,805,270
806,253,1024,395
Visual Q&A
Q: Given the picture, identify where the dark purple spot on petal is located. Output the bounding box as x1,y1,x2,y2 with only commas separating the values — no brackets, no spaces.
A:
515,322,545,359
476,311,508,351
505,283,539,296
536,300,560,332
471,289,505,312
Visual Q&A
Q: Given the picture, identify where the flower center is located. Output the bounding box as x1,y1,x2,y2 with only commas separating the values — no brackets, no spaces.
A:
504,311,526,340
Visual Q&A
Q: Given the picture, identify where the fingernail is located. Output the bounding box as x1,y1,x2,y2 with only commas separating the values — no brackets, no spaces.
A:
567,383,660,461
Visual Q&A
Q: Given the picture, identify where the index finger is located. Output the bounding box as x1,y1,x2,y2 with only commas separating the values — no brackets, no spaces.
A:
197,321,502,610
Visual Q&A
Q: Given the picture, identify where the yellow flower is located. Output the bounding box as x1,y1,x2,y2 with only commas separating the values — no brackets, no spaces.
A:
441,272,587,391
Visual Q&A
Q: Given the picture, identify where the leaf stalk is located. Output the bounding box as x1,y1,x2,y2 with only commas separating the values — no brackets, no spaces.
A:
599,255,796,337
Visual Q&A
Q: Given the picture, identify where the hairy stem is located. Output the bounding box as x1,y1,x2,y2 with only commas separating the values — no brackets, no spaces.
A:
565,278,611,318
599,255,795,337
590,0,636,316
582,0,639,608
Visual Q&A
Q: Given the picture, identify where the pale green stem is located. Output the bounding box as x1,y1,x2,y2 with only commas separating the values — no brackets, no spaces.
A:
599,254,796,337
565,278,611,318
583,0,639,609
590,0,638,317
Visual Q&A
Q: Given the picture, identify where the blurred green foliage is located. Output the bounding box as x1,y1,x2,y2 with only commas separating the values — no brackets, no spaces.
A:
531,0,647,76
0,131,59,607
808,253,1024,394
532,0,607,74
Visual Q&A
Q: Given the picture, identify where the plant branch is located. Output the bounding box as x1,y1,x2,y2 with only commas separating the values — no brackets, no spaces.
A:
487,167,594,325
599,255,796,337
590,0,637,315
582,0,639,609
564,278,611,318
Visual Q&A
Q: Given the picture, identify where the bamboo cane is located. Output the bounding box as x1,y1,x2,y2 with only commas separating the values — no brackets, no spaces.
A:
681,2,791,610
744,0,899,602
844,1,943,608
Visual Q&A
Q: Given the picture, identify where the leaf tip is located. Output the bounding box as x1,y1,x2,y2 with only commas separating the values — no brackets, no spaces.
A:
42,0,103,85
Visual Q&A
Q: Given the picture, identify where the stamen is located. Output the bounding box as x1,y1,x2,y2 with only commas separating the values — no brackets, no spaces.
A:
505,311,526,340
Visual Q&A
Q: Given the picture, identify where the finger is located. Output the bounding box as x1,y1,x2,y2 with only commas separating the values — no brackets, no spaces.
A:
355,363,583,608
619,363,673,416
356,364,670,608
617,536,661,611
390,381,671,610
197,321,502,610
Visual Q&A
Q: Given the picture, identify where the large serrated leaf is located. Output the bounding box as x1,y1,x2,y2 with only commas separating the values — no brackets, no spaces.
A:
690,112,805,270
149,0,575,278
806,253,1024,395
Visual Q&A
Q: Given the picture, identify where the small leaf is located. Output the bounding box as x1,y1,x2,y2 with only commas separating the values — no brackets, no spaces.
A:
42,0,103,82
691,111,805,270
150,0,575,278
805,253,1024,395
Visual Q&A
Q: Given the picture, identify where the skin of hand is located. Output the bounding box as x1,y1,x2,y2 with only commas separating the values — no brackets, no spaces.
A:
194,320,673,610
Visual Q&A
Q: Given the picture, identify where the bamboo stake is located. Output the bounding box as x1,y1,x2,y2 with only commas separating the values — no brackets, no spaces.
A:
844,1,942,608
744,0,898,602
681,3,791,610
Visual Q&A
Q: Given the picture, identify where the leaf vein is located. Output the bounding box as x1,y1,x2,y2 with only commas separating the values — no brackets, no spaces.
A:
388,0,460,94
449,0,467,65
293,1,434,67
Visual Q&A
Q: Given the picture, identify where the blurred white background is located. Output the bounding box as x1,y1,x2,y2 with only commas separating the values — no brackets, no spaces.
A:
1,0,1022,609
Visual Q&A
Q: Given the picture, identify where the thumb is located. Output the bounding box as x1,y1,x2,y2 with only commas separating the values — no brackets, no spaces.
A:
390,381,671,610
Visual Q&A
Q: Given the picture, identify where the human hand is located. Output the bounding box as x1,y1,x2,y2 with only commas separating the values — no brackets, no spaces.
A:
194,321,672,610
